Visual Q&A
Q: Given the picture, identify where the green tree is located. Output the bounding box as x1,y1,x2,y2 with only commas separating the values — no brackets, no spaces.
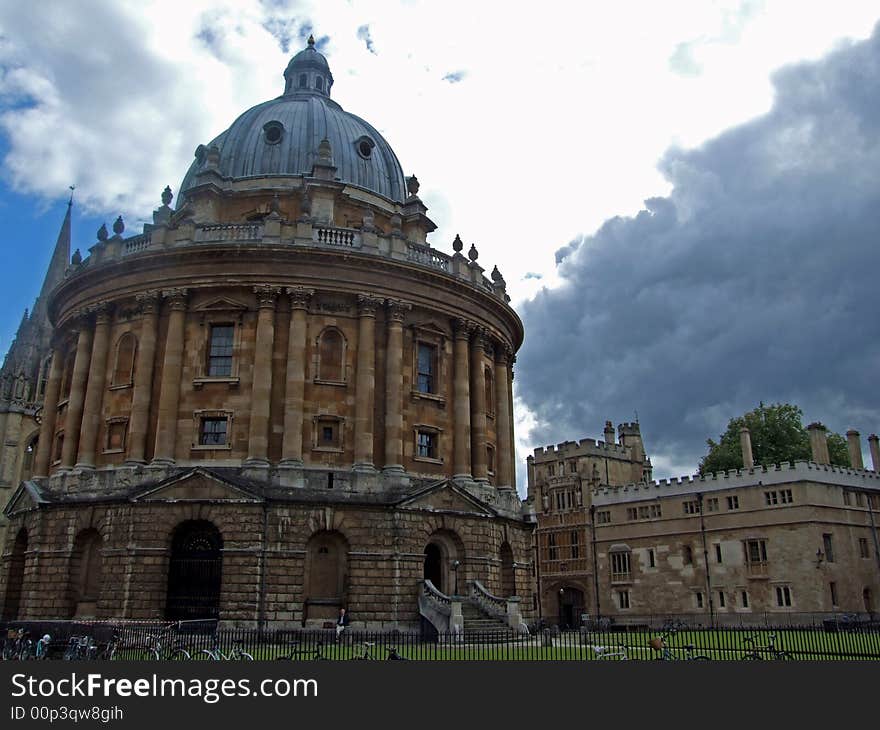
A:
698,402,850,475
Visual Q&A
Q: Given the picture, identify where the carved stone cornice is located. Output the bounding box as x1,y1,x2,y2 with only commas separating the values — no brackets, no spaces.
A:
494,341,515,366
254,284,282,309
86,301,112,325
357,294,384,318
286,286,315,310
386,299,411,324
161,287,189,311
135,290,161,316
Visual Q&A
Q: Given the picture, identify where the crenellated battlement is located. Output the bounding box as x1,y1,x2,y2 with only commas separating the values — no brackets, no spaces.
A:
617,422,641,435
532,438,630,459
591,460,880,505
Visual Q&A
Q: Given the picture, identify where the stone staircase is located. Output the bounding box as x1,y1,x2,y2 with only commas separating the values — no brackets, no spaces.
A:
460,600,514,642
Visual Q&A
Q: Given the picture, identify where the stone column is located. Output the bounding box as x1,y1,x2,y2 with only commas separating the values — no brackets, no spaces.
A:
33,347,63,476
76,303,113,468
807,422,830,465
846,430,864,469
384,299,410,473
868,434,880,472
60,315,94,469
125,291,160,465
740,427,754,469
353,294,382,470
469,329,489,483
152,288,188,465
452,319,472,480
246,285,280,467
493,342,514,490
280,287,313,466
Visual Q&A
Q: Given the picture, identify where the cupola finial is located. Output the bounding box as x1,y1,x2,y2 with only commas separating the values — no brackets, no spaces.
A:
308,34,315,47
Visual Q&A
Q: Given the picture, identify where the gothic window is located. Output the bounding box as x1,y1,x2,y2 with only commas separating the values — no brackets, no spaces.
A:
207,324,234,377
317,328,345,382
112,333,136,387
38,357,51,398
610,549,631,582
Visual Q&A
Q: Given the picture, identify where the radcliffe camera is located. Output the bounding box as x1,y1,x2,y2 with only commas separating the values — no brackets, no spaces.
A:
0,3,878,674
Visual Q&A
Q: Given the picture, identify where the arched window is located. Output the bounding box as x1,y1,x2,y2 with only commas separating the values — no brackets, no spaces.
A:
68,529,103,618
317,328,345,382
315,76,323,91
37,357,51,398
112,333,136,386
298,73,307,88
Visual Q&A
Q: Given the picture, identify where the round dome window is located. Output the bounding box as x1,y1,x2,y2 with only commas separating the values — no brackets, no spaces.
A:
263,121,285,145
356,136,375,159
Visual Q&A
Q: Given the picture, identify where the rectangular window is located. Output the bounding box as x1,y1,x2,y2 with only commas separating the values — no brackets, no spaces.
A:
843,490,852,506
683,500,699,515
744,539,768,574
610,552,631,581
106,421,127,451
765,490,778,506
727,496,740,510
569,461,577,474
417,431,437,459
547,464,555,477
648,549,655,568
638,505,650,519
571,531,580,559
626,507,638,521
706,497,719,512
547,533,558,561
741,591,749,609
207,324,234,377
416,343,436,393
779,489,793,504
855,492,865,507
715,544,723,564
823,533,834,563
596,510,611,524
696,592,704,609
718,591,726,608
617,590,630,609
776,585,792,607
859,537,870,559
830,582,838,607
487,446,496,475
650,504,662,518
199,417,228,446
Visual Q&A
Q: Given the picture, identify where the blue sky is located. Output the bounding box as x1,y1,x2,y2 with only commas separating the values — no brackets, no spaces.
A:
2,1,879,479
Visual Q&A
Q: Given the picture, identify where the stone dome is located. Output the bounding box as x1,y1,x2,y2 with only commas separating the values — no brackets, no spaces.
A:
178,36,407,203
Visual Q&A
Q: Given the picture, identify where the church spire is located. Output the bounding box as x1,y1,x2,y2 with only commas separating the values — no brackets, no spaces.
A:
31,196,73,326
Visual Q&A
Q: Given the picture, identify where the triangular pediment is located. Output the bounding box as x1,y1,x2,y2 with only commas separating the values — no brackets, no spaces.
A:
397,480,496,517
193,296,249,313
132,469,263,503
3,480,46,518
412,321,448,338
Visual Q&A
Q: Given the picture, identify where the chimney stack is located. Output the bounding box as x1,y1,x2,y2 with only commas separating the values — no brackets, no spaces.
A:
739,427,754,469
868,434,880,472
807,422,830,465
846,430,864,469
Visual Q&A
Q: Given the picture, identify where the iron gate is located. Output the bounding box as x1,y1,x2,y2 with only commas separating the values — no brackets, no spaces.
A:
165,521,222,621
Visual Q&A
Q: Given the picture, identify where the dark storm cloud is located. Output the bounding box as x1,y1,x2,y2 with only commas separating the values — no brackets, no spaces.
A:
517,25,880,474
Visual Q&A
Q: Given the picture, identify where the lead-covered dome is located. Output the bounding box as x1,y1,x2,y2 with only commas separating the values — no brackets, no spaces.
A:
178,36,407,203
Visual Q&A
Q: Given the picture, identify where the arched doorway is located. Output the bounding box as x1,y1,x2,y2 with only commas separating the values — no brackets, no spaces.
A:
68,529,102,618
165,521,223,621
558,586,585,629
423,531,464,596
303,531,349,624
2,528,28,620
499,542,516,597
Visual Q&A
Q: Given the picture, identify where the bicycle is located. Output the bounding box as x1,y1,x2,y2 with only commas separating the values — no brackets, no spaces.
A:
63,635,99,661
351,641,378,660
275,640,328,661
650,629,710,660
98,632,122,661
589,643,629,660
134,629,192,661
3,629,34,660
201,638,253,661
742,633,791,660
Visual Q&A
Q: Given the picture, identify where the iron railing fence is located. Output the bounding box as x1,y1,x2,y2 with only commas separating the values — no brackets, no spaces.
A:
2,619,879,660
